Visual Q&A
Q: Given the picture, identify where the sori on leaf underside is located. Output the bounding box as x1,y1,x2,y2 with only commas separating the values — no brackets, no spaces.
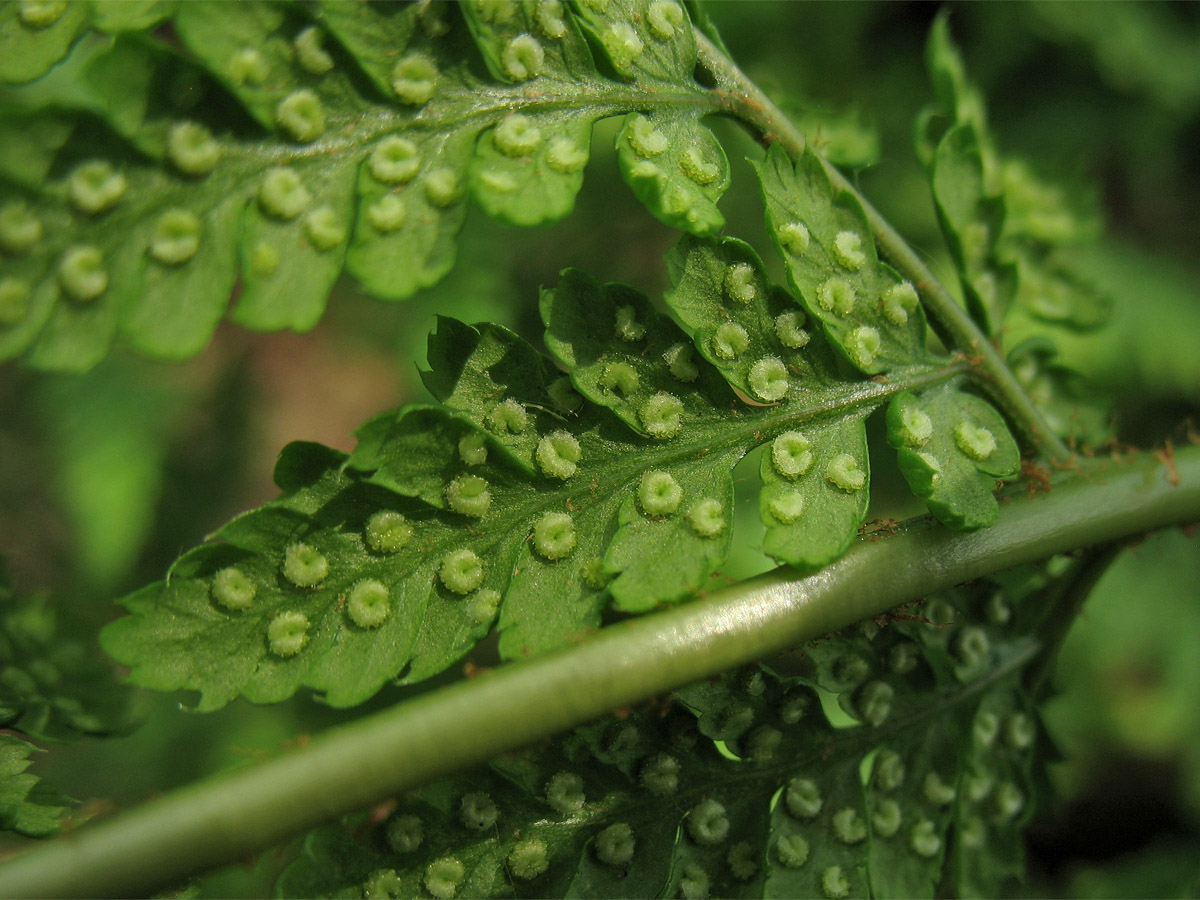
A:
0,0,1106,376
1,561,136,838
2,0,1104,753
0,0,735,370
278,569,1055,900
0,1,1148,897
101,201,1022,710
92,0,1107,716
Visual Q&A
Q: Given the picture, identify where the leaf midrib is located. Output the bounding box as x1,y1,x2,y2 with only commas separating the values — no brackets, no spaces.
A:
475,361,964,538
32,77,718,265
595,635,1041,813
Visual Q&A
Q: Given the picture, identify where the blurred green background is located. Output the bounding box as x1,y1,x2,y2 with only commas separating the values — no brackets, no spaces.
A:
2,2,1200,895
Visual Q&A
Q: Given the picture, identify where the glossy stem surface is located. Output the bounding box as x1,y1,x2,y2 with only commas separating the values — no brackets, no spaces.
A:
2,447,1198,898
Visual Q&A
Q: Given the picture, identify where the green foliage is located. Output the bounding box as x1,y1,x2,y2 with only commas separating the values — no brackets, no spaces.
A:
885,385,1021,530
277,571,1052,899
1,3,1198,898
1049,529,1200,807
31,355,185,590
1029,2,1200,114
0,0,733,370
0,561,134,838
102,215,1026,710
920,14,1110,339
0,735,66,838
756,146,930,374
1,565,133,742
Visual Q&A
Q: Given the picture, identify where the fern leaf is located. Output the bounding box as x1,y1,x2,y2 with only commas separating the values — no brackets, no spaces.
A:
0,0,733,371
755,145,1020,526
1006,338,1112,450
755,144,929,376
275,575,1045,899
100,222,1024,709
0,735,66,838
885,384,1021,530
572,0,732,235
0,562,134,838
920,15,1112,339
0,111,70,189
0,1,171,85
929,124,1017,334
0,1,89,84
1,567,135,742
917,15,994,177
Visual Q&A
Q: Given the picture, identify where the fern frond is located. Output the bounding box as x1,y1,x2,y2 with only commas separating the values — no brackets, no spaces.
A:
0,0,735,371
920,15,1112,339
754,146,1022,528
100,220,1024,709
0,735,66,838
275,574,1045,899
755,145,931,376
0,562,134,837
1,566,135,742
0,1,89,84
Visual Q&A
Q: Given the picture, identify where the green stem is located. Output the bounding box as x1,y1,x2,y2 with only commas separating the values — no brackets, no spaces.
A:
2,447,1198,898
693,30,1073,461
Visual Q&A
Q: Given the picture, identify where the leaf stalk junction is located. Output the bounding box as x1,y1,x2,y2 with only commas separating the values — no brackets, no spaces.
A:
692,29,1073,462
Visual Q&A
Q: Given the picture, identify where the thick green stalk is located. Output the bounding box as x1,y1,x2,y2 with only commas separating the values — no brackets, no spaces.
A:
693,30,1073,461
2,447,1198,898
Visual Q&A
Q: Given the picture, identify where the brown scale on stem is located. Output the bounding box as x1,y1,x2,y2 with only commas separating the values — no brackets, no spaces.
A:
1155,440,1180,487
1020,460,1052,497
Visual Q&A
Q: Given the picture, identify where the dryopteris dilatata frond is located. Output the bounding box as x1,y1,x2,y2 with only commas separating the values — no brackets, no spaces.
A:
920,15,1111,338
910,13,1114,457
7,446,1200,898
0,561,136,837
0,734,65,839
101,213,1023,710
0,0,734,370
0,3,1191,898
0,581,133,743
277,574,1046,900
683,28,1078,464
